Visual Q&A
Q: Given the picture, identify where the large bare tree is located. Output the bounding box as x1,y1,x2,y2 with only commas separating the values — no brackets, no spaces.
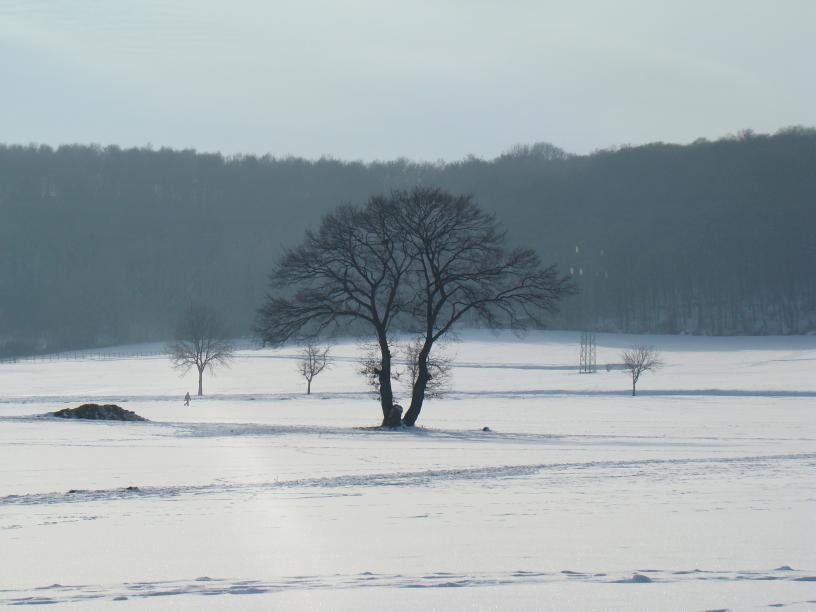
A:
621,345,663,396
393,187,576,425
256,198,411,424
167,304,234,396
258,187,574,427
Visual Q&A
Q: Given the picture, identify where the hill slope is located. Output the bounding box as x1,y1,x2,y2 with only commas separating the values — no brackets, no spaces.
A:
1,128,814,353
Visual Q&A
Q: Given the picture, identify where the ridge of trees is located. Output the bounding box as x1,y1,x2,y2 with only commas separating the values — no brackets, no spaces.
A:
1,127,814,355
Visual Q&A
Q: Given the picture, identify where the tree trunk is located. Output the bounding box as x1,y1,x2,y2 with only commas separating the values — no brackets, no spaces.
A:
198,367,204,396
377,336,394,425
307,378,311,395
403,346,431,426
632,375,636,396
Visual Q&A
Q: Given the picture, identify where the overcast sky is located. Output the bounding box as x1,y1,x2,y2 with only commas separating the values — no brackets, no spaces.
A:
1,0,814,161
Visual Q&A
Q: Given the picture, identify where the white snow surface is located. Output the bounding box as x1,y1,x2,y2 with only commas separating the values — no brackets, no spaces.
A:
1,330,815,611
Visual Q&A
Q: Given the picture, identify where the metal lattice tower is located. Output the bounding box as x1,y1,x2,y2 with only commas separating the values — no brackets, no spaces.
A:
579,331,596,373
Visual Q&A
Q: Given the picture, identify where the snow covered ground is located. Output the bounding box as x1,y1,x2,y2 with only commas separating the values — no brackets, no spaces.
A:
1,330,815,610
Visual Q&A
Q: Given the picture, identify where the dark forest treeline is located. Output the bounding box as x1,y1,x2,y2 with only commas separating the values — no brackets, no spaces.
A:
1,128,814,355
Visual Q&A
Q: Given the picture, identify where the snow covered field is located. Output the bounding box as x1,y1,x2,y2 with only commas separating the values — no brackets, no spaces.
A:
1,330,815,611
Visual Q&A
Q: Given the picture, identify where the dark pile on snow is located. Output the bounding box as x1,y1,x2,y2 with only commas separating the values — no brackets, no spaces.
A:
51,403,147,421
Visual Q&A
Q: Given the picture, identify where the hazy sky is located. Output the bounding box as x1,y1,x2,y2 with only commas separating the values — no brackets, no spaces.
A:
1,0,814,161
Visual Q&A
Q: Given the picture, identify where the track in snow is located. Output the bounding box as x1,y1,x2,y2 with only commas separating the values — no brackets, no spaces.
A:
3,567,816,607
3,452,813,507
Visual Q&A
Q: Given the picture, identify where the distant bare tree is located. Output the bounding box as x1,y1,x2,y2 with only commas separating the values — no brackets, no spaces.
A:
621,345,663,396
298,343,331,394
167,304,234,396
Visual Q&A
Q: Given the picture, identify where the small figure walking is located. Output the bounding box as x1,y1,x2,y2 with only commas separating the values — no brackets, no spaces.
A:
184,392,191,406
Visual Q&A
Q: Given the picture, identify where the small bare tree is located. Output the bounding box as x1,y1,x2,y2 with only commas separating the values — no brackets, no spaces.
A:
398,339,452,399
358,343,394,398
359,340,452,400
167,304,234,396
298,343,331,394
621,345,663,396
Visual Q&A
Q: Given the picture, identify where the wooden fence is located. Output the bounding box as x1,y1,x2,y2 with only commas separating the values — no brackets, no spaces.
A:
0,350,167,364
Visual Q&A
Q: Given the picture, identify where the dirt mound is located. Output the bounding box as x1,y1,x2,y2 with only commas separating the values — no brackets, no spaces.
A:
52,403,147,421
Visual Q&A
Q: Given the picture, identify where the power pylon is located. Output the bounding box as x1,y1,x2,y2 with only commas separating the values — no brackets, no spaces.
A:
579,331,596,373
